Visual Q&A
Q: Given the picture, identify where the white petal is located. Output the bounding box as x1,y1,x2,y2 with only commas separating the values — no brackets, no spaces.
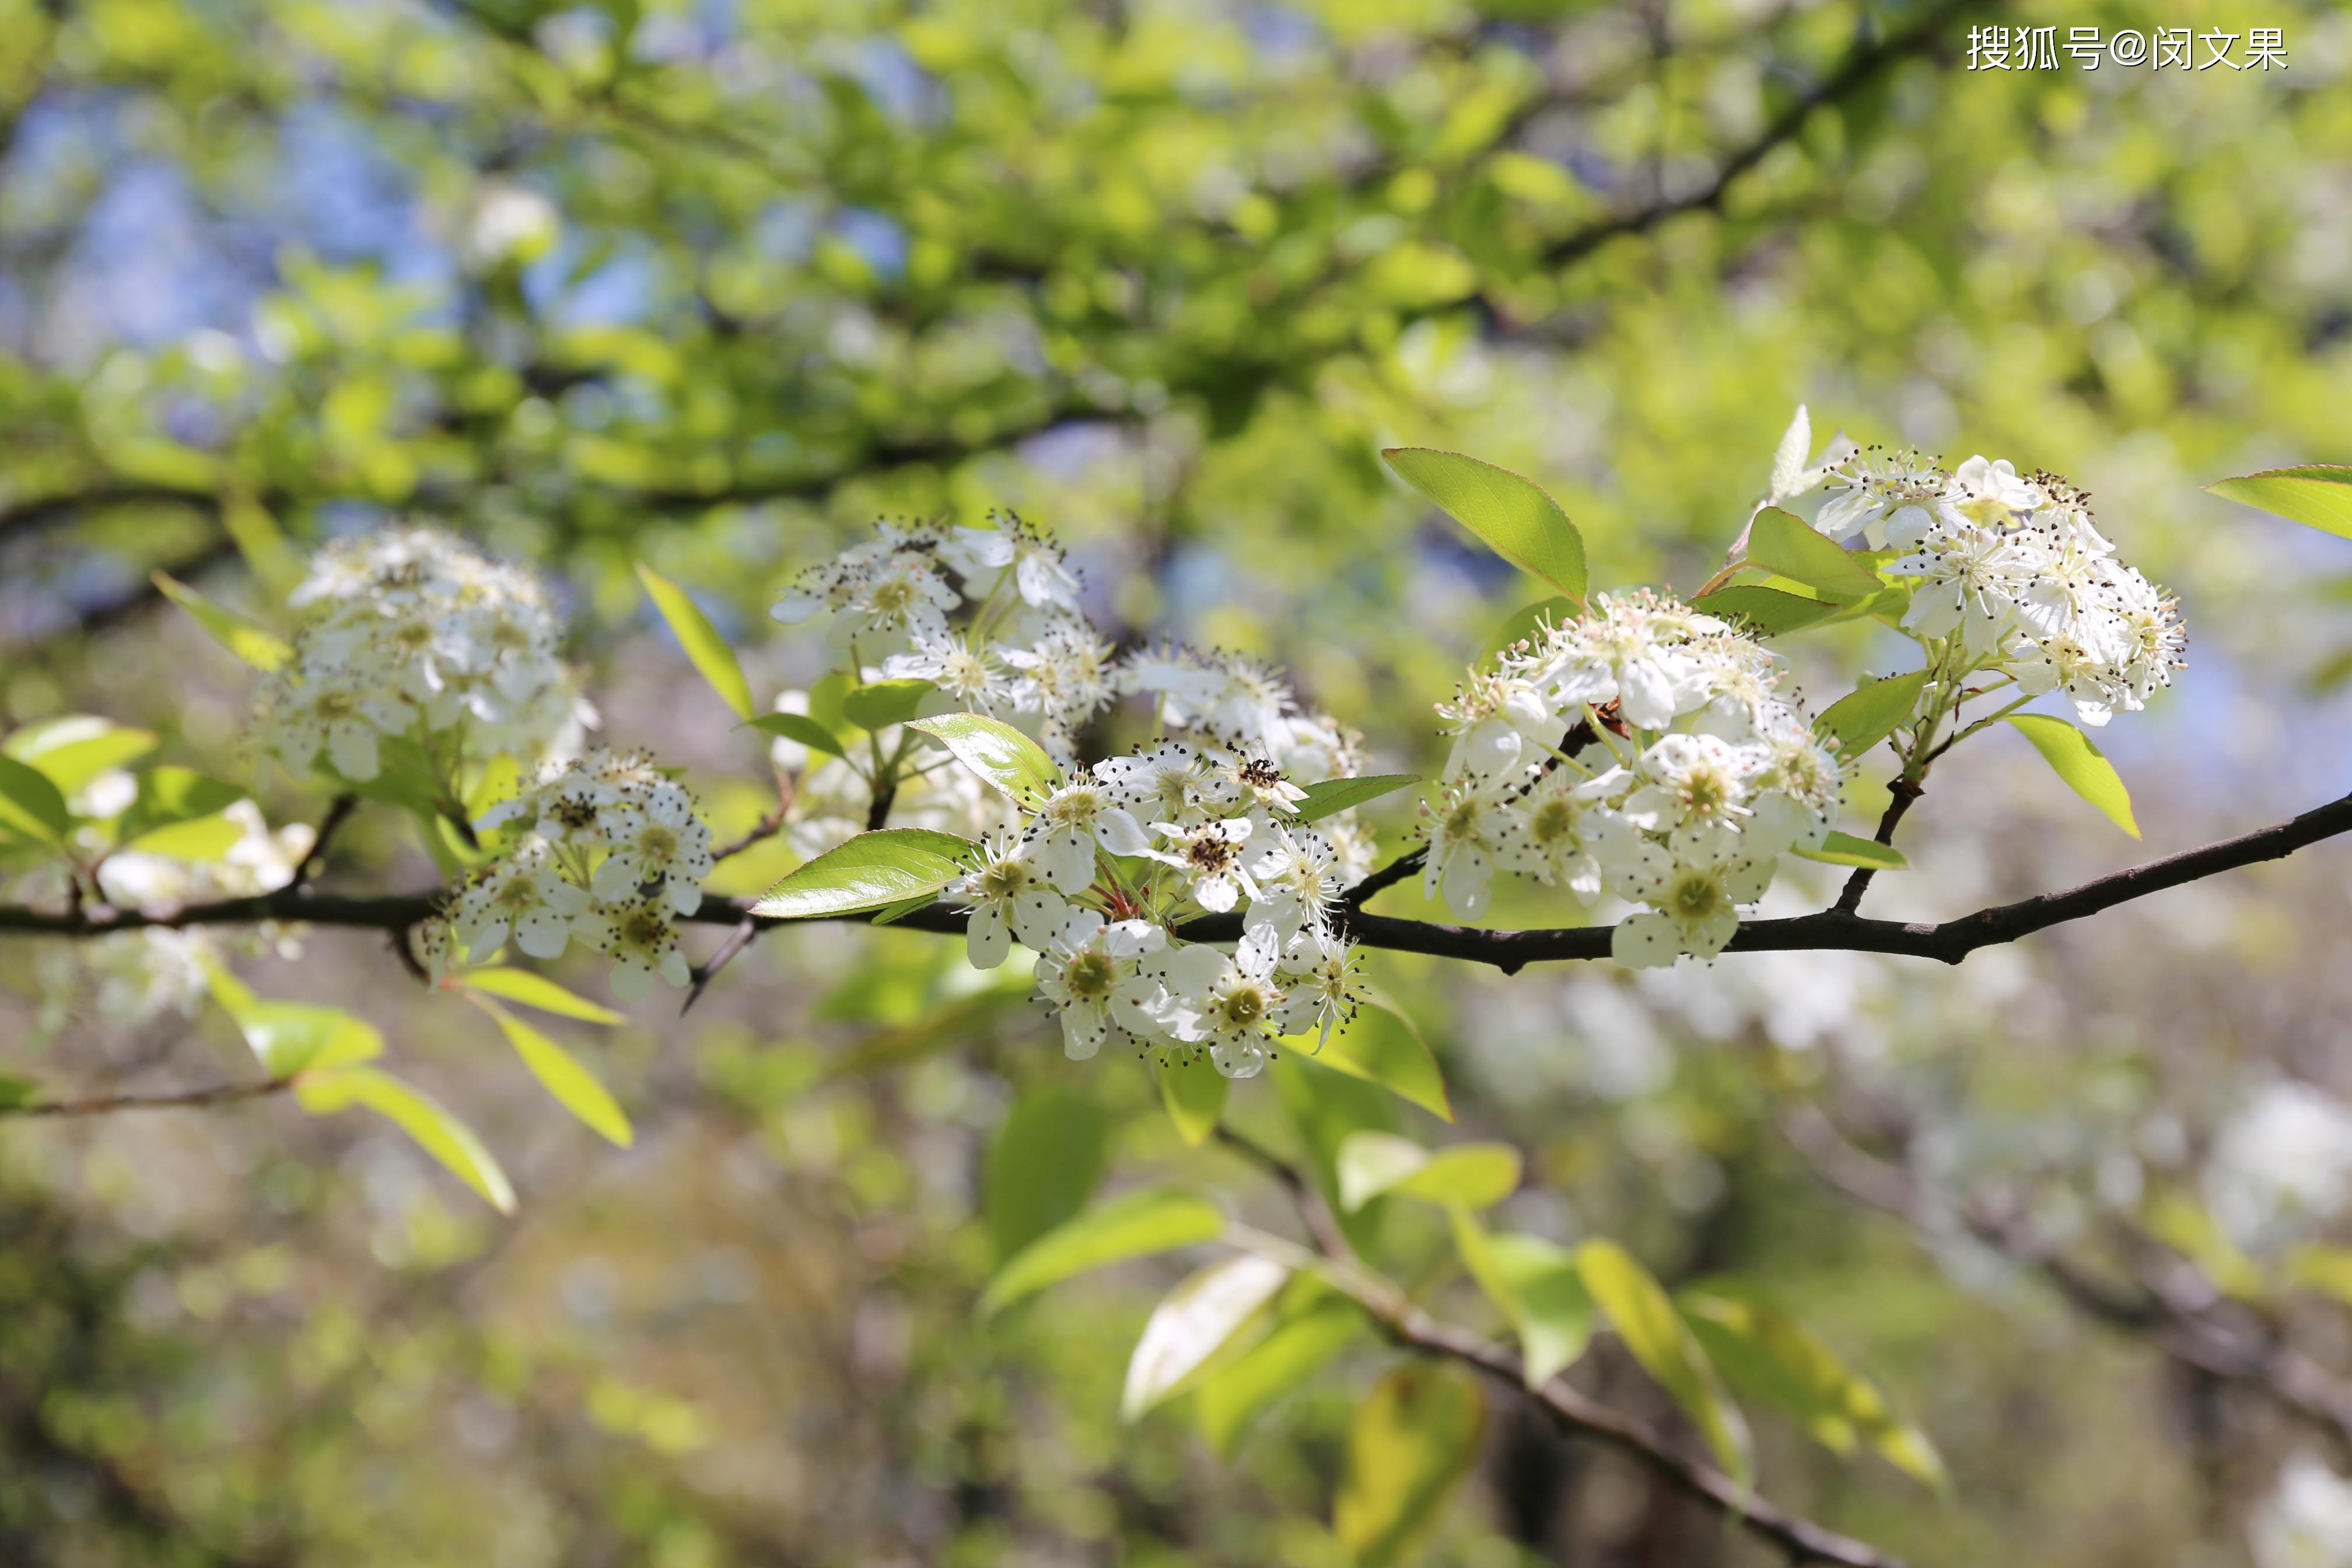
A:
1093,808,1152,858
1611,912,1680,969
967,907,1010,969
1009,888,1069,949
327,720,380,782
1060,1006,1106,1060
514,909,571,960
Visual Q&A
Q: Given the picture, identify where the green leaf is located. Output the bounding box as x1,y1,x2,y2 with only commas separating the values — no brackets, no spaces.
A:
296,1065,516,1214
1478,595,1578,665
2006,713,2139,838
1815,669,1930,760
472,996,633,1147
1578,1239,1752,1485
1158,1052,1230,1149
745,712,847,760
635,561,755,721
1383,447,1587,601
1332,1362,1488,1568
978,1187,1226,1315
1293,774,1418,824
1273,1056,1399,1258
1336,1131,1520,1212
153,571,290,671
1692,584,1844,637
1284,992,1452,1121
1793,831,1908,871
221,492,306,602
204,965,386,1079
1122,1254,1290,1420
116,767,246,844
1451,1213,1594,1388
2207,465,2352,541
752,828,976,919
1194,1293,1364,1455
123,813,246,862
2289,1244,2352,1307
0,754,72,844
841,678,937,731
1679,1289,1945,1490
985,1083,1108,1263
455,967,624,1024
904,712,1064,806
4,716,159,796
1746,507,1882,598
0,1072,43,1111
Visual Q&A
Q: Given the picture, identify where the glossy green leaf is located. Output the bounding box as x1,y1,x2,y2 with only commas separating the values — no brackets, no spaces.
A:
1332,1362,1488,1568
153,571,290,671
2207,465,2352,541
1452,1213,1595,1388
985,1083,1108,1262
635,561,755,721
0,754,72,844
1815,669,1930,760
905,712,1063,806
1194,1292,1365,1455
116,767,247,844
123,813,246,862
1680,1289,1945,1490
1793,831,1909,871
841,678,936,731
1293,774,1418,824
1336,1131,1520,1212
473,996,633,1147
296,1065,516,1214
745,711,847,760
1746,507,1882,597
1158,1052,1230,1149
1383,447,1587,601
1283,992,1452,1121
1121,1254,1290,1420
204,966,385,1078
456,967,624,1024
978,1187,1226,1315
4,716,159,796
1692,584,1844,637
2006,713,2139,837
1578,1239,1752,1485
752,828,975,919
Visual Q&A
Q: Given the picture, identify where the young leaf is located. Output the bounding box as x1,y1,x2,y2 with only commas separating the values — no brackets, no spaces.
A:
455,967,625,1024
1578,1239,1753,1485
1158,1052,1230,1149
1478,595,1578,665
1336,1131,1520,1212
1332,1362,1488,1568
1815,669,1930,760
0,754,72,844
4,716,159,796
2207,465,2352,541
1382,447,1587,601
1294,774,1419,825
153,571,291,670
745,711,846,760
1679,1289,1947,1490
116,766,246,844
1451,1213,1595,1388
472,996,633,1147
296,1065,516,1214
752,828,975,919
978,1187,1226,1315
1745,508,1882,598
2006,713,2139,837
120,813,246,862
841,677,936,731
1692,584,1843,637
1194,1293,1364,1455
985,1083,1108,1262
635,561,755,721
1283,993,1452,1122
1122,1254,1290,1420
1793,831,1909,871
905,712,1064,806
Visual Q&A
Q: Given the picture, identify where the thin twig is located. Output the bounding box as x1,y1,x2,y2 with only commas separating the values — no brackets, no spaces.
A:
681,916,760,1016
294,794,360,892
1833,775,1923,914
2,1079,293,1119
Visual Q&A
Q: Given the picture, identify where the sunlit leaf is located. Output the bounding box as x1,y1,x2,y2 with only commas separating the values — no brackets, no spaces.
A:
1578,1239,1752,1485
1383,447,1587,601
1293,774,1418,824
1815,669,1930,760
2207,465,2352,541
1692,584,1843,637
1284,992,1452,1121
1452,1213,1593,1387
153,571,290,671
1332,1362,1488,1567
985,1084,1108,1262
4,716,159,796
745,712,846,760
752,828,975,918
471,996,632,1147
2006,714,2138,837
979,1187,1226,1315
1746,507,1881,597
841,677,936,730
1122,1254,1290,1419
1336,1130,1519,1212
296,1065,516,1214
456,967,624,1024
905,712,1063,806
636,561,755,720
0,755,72,844
1194,1292,1365,1455
116,766,247,845
1793,831,1908,871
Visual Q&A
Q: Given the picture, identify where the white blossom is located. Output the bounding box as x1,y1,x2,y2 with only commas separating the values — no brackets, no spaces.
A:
949,831,1070,968
1032,909,1167,1060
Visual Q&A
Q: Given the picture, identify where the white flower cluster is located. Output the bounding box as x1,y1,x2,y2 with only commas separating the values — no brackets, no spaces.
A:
1817,450,2188,726
770,514,1386,1078
2203,1079,2352,1254
264,525,592,783
1422,590,1843,969
2252,1454,2352,1568
433,748,716,1000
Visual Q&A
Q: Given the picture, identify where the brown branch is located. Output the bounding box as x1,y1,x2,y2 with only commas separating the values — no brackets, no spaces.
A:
292,794,359,892
1339,847,1425,909
1833,774,1924,915
2,1078,292,1119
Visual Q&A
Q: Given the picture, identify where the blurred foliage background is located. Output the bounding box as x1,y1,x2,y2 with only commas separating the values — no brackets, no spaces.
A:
5,0,2352,1563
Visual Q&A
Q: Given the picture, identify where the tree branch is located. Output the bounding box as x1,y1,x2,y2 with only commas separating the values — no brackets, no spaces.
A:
1833,774,1923,915
1,1078,292,1119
